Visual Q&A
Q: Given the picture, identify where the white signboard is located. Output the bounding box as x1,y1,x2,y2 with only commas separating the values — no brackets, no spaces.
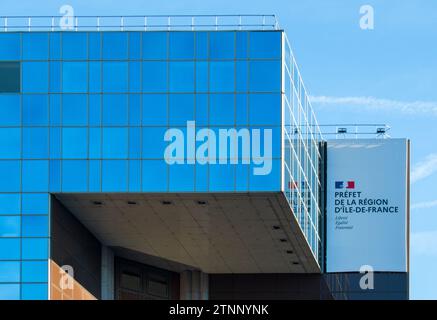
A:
326,139,408,272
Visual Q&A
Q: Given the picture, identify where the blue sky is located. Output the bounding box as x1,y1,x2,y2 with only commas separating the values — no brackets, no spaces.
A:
1,0,436,299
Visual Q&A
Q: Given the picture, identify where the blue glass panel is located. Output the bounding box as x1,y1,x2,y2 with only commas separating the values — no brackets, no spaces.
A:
129,32,141,59
128,160,141,192
22,62,48,93
62,94,87,125
142,61,167,93
210,32,234,59
249,31,281,59
236,61,248,92
102,160,127,192
103,128,128,158
169,94,194,126
169,164,194,191
209,163,234,191
103,62,128,92
142,32,167,59
142,94,167,125
142,160,167,191
0,128,20,158
49,61,61,92
249,94,281,125
102,94,128,125
249,60,281,92
169,62,194,92
195,163,208,191
89,94,101,126
89,62,101,93
50,94,61,125
196,62,208,93
89,128,101,159
0,194,20,215
196,94,208,126
210,94,234,126
89,33,101,60
62,62,88,93
23,33,48,60
236,162,249,191
169,32,194,59
103,33,128,60
210,61,234,92
142,127,168,158
22,95,48,125
22,216,48,237
22,194,49,215
49,128,61,158
0,284,20,300
62,128,88,158
0,238,20,259
89,160,101,192
129,94,141,126
49,160,61,192
249,159,280,191
195,32,208,59
62,160,88,192
236,94,248,125
0,262,20,282
23,128,49,158
22,261,48,283
0,216,20,237
22,160,49,192
0,161,20,192
22,238,48,260
129,128,141,158
62,33,88,60
0,95,20,126
21,284,48,300
0,34,20,60
49,33,61,59
236,32,248,58
129,62,141,93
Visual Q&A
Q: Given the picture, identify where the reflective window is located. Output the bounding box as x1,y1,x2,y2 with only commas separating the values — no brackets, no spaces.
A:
210,94,234,126
103,128,128,159
102,160,127,192
22,238,48,260
89,94,101,126
236,32,248,59
22,194,49,215
0,161,20,192
129,33,141,59
142,94,167,125
22,261,48,282
249,94,281,125
0,194,20,215
23,128,49,158
0,284,20,300
22,95,48,125
196,94,208,126
210,61,234,92
22,216,48,237
195,62,208,93
236,61,248,92
49,160,61,192
62,62,88,93
62,128,88,158
129,128,141,158
89,33,101,60
50,33,61,59
128,160,141,191
249,60,281,92
195,163,208,191
249,159,280,191
142,32,167,59
89,128,101,159
209,164,234,191
195,32,208,59
142,127,168,158
62,33,88,60
22,160,49,192
50,95,61,125
21,284,48,300
169,62,194,92
0,34,20,60
103,94,128,125
0,216,20,237
103,33,128,60
22,62,48,93
50,62,61,93
62,94,88,126
0,238,20,259
129,62,141,93
129,94,141,126
249,31,281,59
89,62,101,93
103,62,128,92
0,95,20,125
0,62,20,93
0,262,20,282
236,94,248,125
169,32,194,59
50,128,61,158
23,33,48,60
62,160,88,192
0,128,20,158
169,164,194,191
89,160,101,192
210,32,234,59
142,61,167,93
169,94,194,126
142,160,167,191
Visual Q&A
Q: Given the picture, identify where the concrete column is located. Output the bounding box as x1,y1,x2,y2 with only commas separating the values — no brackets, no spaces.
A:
180,270,209,300
101,246,115,300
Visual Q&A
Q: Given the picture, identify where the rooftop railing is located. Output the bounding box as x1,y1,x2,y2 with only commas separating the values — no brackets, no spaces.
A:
0,14,279,32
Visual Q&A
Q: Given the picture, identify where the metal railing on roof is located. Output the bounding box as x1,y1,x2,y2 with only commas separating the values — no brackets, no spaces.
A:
318,124,391,139
0,14,279,32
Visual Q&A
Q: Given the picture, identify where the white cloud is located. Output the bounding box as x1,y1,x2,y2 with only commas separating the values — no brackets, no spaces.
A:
309,95,437,116
411,200,437,210
411,153,437,183
411,231,437,256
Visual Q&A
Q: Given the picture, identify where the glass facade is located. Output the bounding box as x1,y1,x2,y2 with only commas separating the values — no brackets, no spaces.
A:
0,29,323,299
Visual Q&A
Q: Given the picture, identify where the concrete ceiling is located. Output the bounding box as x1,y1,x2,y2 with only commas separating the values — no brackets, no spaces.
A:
55,192,320,274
